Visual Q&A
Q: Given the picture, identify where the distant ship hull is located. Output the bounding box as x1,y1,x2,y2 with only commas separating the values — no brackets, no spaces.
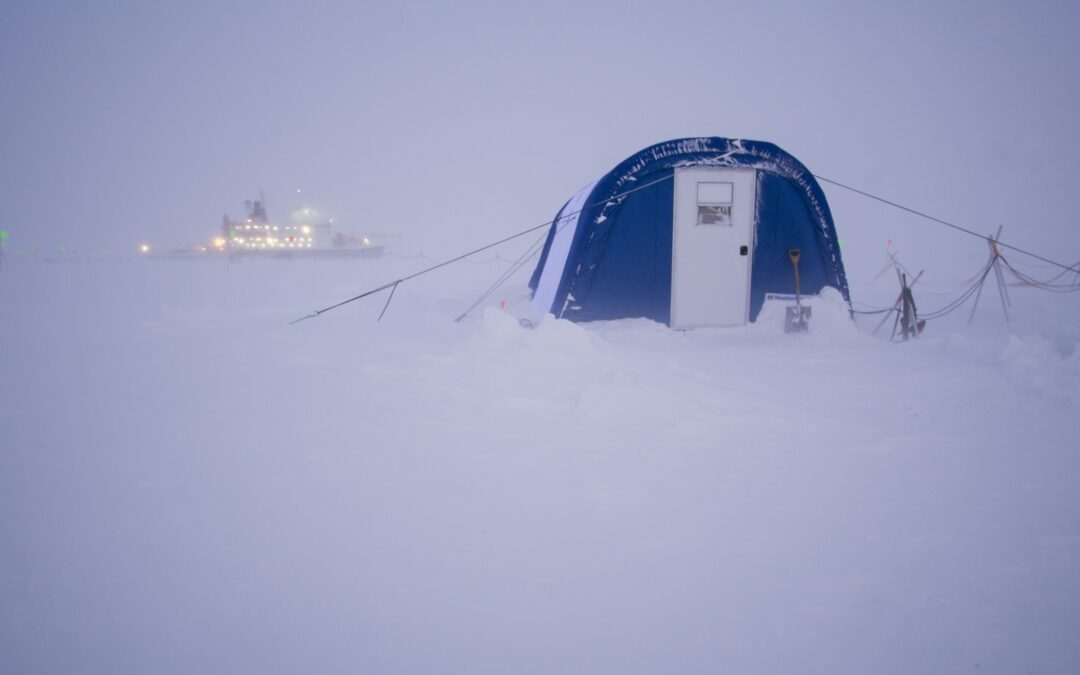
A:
144,246,386,261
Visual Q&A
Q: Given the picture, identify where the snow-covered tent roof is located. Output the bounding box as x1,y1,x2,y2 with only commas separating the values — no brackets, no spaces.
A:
528,137,850,325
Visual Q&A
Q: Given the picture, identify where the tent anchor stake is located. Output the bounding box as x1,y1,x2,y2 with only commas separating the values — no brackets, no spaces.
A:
969,226,1010,325
873,268,923,339
895,270,924,341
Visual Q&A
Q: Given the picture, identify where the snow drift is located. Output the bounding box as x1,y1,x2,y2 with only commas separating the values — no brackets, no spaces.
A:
1,256,1078,674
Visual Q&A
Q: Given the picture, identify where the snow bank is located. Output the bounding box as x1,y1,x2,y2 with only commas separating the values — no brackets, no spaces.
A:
1,258,1078,674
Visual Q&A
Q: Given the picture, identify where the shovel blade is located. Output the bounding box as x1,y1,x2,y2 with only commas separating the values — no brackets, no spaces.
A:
785,305,812,333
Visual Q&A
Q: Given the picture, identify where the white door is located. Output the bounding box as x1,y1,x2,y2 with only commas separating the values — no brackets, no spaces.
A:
671,167,757,328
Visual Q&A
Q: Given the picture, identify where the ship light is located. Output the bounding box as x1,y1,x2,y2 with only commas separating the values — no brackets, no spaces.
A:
301,225,311,235
363,237,371,246
212,237,226,248
139,244,150,254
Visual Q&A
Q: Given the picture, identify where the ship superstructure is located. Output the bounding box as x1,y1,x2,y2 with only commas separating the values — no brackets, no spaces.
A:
140,193,383,259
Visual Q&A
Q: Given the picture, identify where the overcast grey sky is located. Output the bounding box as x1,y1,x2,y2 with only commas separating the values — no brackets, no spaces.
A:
3,0,1079,278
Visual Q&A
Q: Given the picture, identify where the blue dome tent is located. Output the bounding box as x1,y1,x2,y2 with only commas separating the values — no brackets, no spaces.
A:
528,138,850,328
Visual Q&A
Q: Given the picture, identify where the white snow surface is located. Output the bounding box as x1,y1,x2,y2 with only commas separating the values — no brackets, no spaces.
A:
2,256,1079,674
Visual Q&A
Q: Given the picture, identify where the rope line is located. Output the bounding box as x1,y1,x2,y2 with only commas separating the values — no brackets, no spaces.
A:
1001,256,1080,293
918,259,996,320
852,246,1077,334
377,280,401,321
850,306,896,316
814,174,1080,274
292,170,1076,328
451,173,646,321
453,231,551,322
289,173,675,325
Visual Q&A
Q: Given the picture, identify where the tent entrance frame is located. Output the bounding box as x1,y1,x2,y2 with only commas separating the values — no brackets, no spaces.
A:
670,167,758,329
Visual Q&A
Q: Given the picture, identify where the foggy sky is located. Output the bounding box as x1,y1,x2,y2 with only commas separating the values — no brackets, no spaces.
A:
3,0,1079,281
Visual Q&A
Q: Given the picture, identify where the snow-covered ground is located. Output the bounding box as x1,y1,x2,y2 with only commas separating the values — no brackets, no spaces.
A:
2,254,1079,674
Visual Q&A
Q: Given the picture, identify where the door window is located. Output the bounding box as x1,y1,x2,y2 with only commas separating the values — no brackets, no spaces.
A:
696,182,734,225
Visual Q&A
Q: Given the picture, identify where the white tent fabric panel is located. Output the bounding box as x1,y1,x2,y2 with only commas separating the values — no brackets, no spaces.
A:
530,180,597,316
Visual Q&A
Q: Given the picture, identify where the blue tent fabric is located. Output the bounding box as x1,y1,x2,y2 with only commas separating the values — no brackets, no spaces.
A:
529,138,850,324
750,172,833,320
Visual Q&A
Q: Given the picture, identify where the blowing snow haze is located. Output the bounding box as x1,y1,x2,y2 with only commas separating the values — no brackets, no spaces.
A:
3,2,1080,674
2,0,1079,272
